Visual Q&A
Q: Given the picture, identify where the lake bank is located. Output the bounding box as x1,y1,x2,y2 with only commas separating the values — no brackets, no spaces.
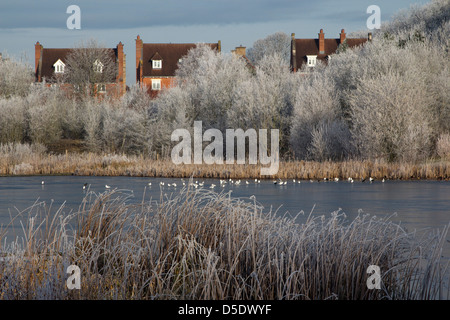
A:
1,148,449,180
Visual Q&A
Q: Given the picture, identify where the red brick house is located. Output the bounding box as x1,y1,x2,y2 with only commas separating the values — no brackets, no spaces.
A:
290,29,371,72
34,42,126,97
135,35,221,97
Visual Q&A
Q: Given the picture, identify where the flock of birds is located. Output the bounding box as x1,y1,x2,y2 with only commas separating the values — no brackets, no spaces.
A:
39,175,387,190
37,175,384,191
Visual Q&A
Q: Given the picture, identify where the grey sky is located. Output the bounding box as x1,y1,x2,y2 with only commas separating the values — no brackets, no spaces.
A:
0,0,427,85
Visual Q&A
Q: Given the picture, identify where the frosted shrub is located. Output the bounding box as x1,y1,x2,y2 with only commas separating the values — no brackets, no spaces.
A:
12,162,34,175
289,74,348,160
308,120,353,161
436,134,450,160
349,71,433,162
228,54,296,153
0,54,34,98
82,100,105,152
246,32,291,66
0,142,46,164
27,100,63,144
0,97,26,143
102,103,152,155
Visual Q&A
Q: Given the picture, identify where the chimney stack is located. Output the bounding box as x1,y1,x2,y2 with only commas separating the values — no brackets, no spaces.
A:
291,33,297,72
135,35,143,84
368,32,373,41
116,42,125,96
217,40,221,52
340,29,346,44
319,29,325,54
232,45,246,57
35,41,42,82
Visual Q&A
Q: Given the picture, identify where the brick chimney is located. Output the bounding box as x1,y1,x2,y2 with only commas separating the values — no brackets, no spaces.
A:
116,42,125,96
318,29,325,54
340,29,346,44
291,33,297,72
35,41,43,82
232,45,246,56
135,35,143,84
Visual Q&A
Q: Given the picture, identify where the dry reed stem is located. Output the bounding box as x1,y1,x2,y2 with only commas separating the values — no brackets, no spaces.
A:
1,149,449,180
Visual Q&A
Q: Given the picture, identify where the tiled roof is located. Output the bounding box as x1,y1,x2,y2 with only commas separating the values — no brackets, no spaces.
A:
38,48,117,80
141,43,219,77
294,37,367,68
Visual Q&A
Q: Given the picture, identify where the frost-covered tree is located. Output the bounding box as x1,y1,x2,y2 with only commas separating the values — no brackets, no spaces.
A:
173,43,252,130
348,71,434,162
0,54,34,98
246,32,291,66
289,73,352,160
229,53,297,154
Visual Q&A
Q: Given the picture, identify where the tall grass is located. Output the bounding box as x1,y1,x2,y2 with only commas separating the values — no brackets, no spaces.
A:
0,143,449,180
0,185,448,300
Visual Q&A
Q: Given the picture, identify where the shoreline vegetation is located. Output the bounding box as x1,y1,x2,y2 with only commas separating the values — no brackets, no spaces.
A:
0,187,449,300
0,144,449,180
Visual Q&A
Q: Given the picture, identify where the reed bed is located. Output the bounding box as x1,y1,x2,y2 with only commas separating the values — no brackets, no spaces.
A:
0,185,448,300
0,143,449,180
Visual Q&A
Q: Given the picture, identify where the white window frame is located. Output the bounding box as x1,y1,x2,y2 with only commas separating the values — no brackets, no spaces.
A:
306,55,317,67
93,59,104,73
53,59,65,73
152,60,162,69
151,79,161,91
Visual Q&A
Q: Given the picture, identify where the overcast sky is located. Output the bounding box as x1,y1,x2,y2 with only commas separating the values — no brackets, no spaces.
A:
0,0,427,85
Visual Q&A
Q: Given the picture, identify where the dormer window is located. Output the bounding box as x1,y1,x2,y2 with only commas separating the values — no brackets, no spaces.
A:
306,55,317,67
152,60,162,69
53,59,65,73
93,59,103,73
151,52,163,69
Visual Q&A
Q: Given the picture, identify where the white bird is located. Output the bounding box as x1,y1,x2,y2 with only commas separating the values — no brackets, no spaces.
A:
83,183,88,189
41,180,45,185
148,182,152,186
105,185,111,189
246,181,250,185
334,177,339,182
382,178,385,182
370,177,374,183
210,184,216,189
